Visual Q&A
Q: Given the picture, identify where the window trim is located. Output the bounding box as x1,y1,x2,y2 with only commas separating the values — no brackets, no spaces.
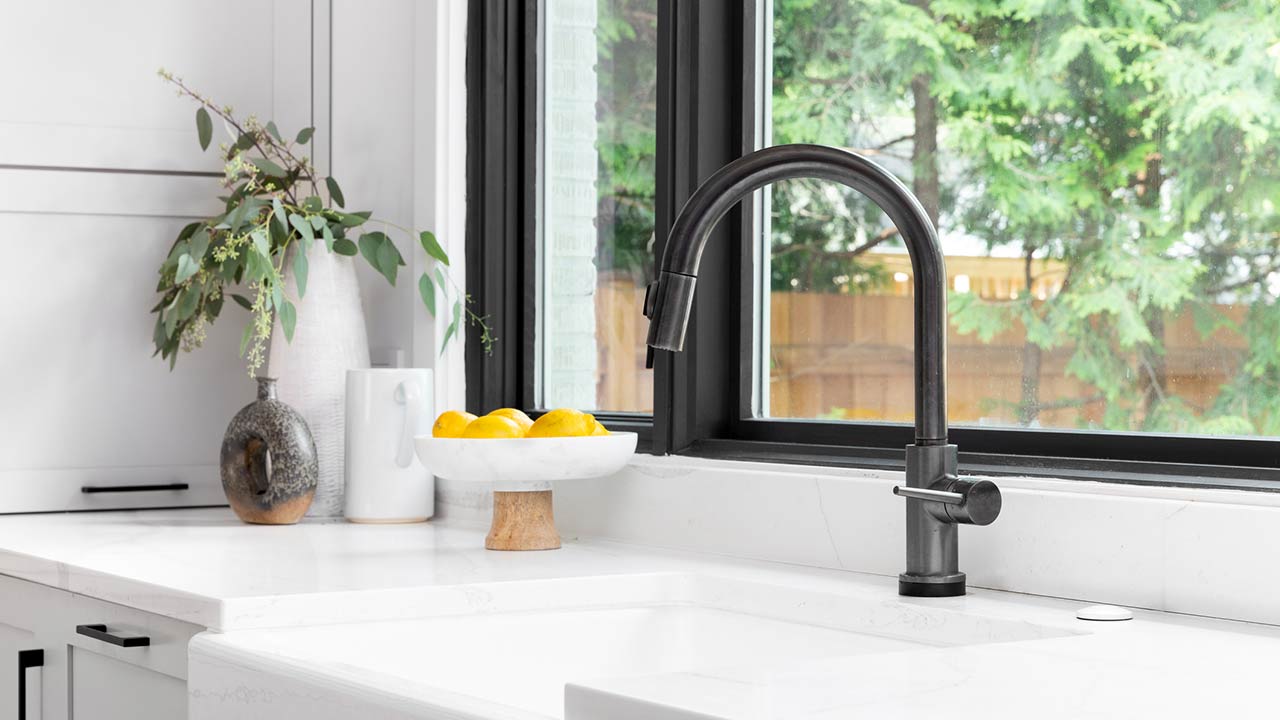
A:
465,0,655,448
465,0,1280,489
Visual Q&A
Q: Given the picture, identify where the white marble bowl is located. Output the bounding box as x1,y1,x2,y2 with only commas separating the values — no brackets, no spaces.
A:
413,432,638,491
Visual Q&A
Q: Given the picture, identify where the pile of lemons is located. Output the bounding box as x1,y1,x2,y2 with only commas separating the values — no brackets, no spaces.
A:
432,407,610,439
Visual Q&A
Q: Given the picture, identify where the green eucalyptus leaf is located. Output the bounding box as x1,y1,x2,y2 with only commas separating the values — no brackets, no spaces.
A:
227,197,264,232
321,224,335,252
244,247,269,283
152,314,167,352
289,214,315,245
177,222,201,242
253,156,287,177
375,236,403,285
440,317,457,355
333,238,358,256
187,228,211,263
163,295,180,338
221,255,243,283
296,127,315,145
177,286,200,320
196,108,212,151
272,198,287,230
358,232,382,267
418,273,436,316
293,250,309,298
325,177,345,208
239,321,254,357
270,282,283,312
309,215,327,231
150,292,173,313
265,121,283,142
355,229,378,260
235,132,256,151
163,239,190,272
438,299,463,353
419,231,449,266
251,229,270,258
279,300,297,342
231,293,253,311
174,254,199,284
339,211,372,228
207,293,224,320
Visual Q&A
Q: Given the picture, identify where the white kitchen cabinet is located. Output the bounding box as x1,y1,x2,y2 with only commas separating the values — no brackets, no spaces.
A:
0,574,202,720
69,650,186,720
0,617,41,720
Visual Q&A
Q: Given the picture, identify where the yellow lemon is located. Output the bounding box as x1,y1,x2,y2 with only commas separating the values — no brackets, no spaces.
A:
590,419,611,436
527,408,595,438
432,410,478,438
461,415,524,439
486,408,534,435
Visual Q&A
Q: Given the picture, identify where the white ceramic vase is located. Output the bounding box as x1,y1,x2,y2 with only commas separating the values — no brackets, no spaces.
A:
268,246,370,518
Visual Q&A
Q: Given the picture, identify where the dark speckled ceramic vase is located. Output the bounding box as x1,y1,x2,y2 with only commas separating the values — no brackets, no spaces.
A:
220,377,318,524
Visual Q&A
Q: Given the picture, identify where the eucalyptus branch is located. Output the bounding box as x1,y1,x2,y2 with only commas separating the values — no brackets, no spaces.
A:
150,75,488,375
158,69,318,202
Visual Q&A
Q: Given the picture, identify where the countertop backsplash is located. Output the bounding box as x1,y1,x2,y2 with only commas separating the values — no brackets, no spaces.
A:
438,454,1280,627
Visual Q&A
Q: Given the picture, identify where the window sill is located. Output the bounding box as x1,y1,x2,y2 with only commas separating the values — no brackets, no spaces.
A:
654,438,1280,495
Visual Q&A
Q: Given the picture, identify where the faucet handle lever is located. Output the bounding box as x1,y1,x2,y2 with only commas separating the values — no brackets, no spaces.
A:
892,485,963,505
893,474,1002,526
643,280,660,318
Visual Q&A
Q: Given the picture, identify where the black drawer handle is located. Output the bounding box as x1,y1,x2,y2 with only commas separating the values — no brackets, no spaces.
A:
81,483,189,494
18,649,42,720
75,624,150,648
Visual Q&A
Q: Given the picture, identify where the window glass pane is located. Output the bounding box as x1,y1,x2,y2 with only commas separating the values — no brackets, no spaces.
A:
760,0,1280,435
538,0,656,412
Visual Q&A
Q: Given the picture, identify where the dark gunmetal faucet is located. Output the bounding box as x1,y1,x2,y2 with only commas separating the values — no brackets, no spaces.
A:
643,144,1002,597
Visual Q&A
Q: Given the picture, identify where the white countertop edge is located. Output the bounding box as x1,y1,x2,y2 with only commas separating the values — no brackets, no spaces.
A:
190,631,543,720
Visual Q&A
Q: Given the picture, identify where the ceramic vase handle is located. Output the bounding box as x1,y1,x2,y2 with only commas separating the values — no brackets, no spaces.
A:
395,380,422,468
248,438,273,494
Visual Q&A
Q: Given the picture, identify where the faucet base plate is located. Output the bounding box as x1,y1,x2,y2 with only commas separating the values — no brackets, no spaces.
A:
898,577,966,597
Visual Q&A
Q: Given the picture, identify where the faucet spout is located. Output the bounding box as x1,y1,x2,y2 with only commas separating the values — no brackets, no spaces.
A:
643,144,1001,598
645,144,947,444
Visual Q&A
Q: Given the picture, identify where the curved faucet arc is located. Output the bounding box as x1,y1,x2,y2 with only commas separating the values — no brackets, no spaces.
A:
644,144,947,444
643,143,1001,597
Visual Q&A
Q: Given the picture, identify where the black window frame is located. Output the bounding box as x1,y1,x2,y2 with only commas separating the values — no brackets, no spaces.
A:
466,0,1280,491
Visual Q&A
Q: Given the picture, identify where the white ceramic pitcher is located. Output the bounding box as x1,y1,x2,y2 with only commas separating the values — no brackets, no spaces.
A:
343,369,435,523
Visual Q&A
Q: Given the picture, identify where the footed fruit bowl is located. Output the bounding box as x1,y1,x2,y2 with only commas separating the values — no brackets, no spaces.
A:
414,432,637,551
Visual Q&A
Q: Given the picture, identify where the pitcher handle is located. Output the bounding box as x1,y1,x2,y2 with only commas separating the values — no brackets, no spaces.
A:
395,379,423,468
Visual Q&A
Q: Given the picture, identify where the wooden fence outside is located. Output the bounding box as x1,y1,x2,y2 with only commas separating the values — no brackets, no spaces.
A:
593,277,1247,428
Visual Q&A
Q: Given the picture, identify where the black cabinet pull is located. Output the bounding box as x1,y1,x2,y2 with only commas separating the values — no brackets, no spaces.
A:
18,649,43,720
75,624,150,648
81,483,189,494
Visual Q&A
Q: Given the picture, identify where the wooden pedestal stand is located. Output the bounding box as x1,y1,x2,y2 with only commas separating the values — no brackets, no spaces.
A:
485,490,562,551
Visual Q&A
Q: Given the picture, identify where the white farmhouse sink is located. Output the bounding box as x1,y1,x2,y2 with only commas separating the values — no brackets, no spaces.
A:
190,573,1073,720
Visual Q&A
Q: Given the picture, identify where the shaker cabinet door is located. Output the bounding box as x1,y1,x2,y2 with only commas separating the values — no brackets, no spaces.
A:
68,649,185,720
0,621,44,720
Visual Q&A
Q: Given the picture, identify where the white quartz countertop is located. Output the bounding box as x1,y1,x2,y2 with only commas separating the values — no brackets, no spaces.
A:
3,508,1279,719
0,507,764,630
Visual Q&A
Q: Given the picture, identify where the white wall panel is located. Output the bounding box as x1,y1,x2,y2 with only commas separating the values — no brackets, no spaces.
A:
0,0,313,172
0,0,333,509
332,0,417,364
0,211,248,471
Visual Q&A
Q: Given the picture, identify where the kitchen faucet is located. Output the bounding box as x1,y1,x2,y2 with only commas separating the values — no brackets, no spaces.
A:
643,144,1001,597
